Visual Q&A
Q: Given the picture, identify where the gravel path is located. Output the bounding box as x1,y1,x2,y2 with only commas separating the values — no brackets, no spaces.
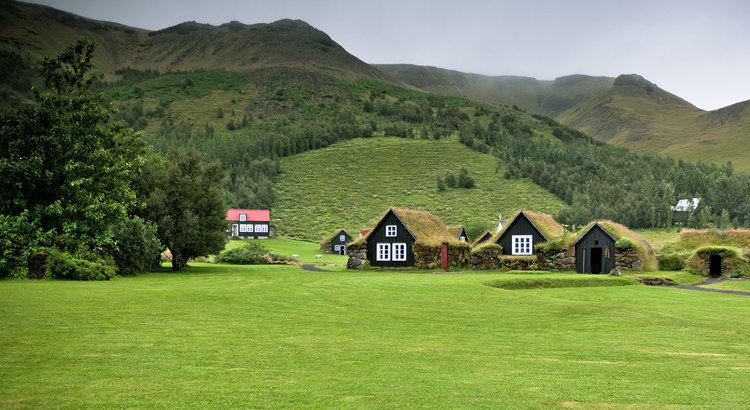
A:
300,264,327,272
669,278,750,297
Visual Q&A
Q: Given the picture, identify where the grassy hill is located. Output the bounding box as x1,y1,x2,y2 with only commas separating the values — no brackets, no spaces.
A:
273,137,564,241
376,64,613,117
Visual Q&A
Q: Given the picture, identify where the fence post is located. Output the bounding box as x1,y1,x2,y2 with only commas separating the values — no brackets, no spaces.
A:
440,242,448,271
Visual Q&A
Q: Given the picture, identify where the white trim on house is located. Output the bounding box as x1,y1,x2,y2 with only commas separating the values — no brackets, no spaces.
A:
339,234,346,242
239,224,254,233
385,225,397,237
376,243,391,261
512,235,533,255
392,243,407,261
239,213,247,221
255,224,268,233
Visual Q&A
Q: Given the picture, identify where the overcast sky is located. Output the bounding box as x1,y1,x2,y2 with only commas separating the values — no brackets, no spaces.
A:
29,0,750,110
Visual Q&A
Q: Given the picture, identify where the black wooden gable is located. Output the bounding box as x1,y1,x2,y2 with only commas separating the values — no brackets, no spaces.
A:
366,209,417,267
495,212,547,255
573,223,616,245
330,229,352,245
475,231,493,245
574,223,617,274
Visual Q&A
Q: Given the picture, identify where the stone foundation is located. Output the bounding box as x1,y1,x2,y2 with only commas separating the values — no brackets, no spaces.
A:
615,248,642,271
346,244,367,269
413,242,470,269
536,247,576,271
469,245,503,270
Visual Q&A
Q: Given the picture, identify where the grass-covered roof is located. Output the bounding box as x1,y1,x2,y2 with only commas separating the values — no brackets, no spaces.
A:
663,229,750,253
491,210,565,242
352,208,462,246
472,231,493,247
319,228,348,246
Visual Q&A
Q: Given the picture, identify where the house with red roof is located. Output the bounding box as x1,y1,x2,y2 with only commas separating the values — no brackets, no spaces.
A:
226,209,271,239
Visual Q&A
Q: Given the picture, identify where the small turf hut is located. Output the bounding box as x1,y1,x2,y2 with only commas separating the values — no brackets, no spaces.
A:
492,211,565,256
473,231,493,246
320,229,352,255
453,225,469,243
569,220,657,273
348,208,469,268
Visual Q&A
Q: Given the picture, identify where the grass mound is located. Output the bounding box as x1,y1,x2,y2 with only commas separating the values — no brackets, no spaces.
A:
484,275,636,290
273,137,564,241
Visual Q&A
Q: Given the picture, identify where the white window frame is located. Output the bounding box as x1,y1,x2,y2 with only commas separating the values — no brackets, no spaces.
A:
385,225,397,237
460,236,466,242
255,224,268,233
334,245,341,252
339,234,346,242
239,224,254,233
392,243,407,261
376,243,391,261
511,235,533,255
239,213,247,222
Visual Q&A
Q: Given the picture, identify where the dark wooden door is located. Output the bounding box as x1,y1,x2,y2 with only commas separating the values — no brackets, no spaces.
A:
591,247,603,274
709,255,722,277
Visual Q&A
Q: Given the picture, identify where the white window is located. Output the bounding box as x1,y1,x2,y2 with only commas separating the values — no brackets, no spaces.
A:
339,234,346,242
460,236,466,242
239,213,247,222
334,245,341,252
512,235,533,255
239,224,254,233
376,243,391,261
385,225,397,237
392,243,407,261
255,224,268,233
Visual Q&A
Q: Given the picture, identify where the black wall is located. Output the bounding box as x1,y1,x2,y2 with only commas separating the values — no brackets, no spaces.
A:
496,213,546,255
575,224,615,274
234,221,270,239
366,211,416,267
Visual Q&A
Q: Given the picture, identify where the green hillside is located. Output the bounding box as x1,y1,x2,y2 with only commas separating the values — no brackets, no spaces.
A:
376,64,613,117
273,137,564,241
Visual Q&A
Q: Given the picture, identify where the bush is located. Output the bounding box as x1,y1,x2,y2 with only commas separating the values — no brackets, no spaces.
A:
48,250,117,280
216,242,273,264
0,212,51,278
615,236,633,250
108,217,163,275
658,253,686,271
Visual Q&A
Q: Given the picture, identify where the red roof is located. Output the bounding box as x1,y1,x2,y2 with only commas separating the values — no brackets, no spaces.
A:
226,209,270,222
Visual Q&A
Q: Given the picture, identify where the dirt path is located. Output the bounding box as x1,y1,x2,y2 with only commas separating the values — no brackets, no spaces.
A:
300,264,327,272
669,278,750,297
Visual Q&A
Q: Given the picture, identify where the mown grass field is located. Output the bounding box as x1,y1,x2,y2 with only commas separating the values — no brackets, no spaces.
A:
2,263,750,408
223,237,348,267
273,137,565,241
705,279,750,292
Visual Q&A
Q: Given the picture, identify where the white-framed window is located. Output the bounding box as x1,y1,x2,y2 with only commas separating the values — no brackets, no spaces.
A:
239,213,247,222
512,235,533,255
239,224,254,233
460,236,466,242
339,234,346,242
392,243,407,261
334,245,341,252
255,224,268,233
385,225,397,237
376,243,391,261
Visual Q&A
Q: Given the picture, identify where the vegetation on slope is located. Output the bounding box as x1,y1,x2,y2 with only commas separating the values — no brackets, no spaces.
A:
273,137,564,241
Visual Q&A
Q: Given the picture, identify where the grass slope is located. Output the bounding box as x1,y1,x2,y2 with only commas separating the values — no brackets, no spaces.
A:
223,238,348,267
273,137,565,241
1,266,750,407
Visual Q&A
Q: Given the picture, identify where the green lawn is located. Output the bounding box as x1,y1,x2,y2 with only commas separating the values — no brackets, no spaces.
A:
223,237,348,268
273,137,565,242
634,228,682,252
624,271,705,286
1,266,749,407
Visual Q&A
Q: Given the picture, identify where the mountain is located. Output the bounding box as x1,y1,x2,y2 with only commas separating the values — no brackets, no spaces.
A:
375,64,613,117
382,64,750,173
0,0,391,81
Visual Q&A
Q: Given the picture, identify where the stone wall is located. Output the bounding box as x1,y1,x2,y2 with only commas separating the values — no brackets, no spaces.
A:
615,248,642,271
320,242,332,254
497,256,538,270
413,242,470,269
469,245,502,270
346,243,367,269
688,253,749,277
536,247,576,271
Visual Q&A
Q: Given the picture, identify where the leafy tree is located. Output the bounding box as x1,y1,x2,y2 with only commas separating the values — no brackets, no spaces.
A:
143,150,227,270
0,39,146,253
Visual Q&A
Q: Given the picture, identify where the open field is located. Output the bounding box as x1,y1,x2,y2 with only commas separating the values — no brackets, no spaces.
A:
274,137,564,241
223,237,348,268
1,265,749,408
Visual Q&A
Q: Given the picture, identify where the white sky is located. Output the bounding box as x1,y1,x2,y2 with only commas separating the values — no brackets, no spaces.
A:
29,0,750,110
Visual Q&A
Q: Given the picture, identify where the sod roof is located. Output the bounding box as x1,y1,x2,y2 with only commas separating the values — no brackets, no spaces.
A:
319,228,349,246
472,231,494,247
491,210,565,243
664,229,750,253
351,208,462,246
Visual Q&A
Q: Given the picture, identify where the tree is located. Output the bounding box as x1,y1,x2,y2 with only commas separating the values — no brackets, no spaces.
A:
143,150,227,270
457,167,475,188
0,39,146,253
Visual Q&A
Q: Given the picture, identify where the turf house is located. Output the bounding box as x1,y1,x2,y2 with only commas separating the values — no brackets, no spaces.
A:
492,211,565,256
537,220,658,273
347,208,470,269
454,226,469,242
473,231,493,246
226,209,271,239
320,229,352,255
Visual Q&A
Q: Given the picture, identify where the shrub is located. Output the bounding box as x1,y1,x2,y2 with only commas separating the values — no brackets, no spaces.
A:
0,212,52,278
216,242,273,264
108,217,163,275
48,250,117,281
658,253,686,271
615,236,633,250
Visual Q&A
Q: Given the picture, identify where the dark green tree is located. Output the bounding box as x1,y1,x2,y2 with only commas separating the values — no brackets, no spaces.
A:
0,39,146,253
143,150,227,270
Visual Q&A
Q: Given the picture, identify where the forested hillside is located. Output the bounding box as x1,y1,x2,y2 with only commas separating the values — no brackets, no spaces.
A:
2,1,750,231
